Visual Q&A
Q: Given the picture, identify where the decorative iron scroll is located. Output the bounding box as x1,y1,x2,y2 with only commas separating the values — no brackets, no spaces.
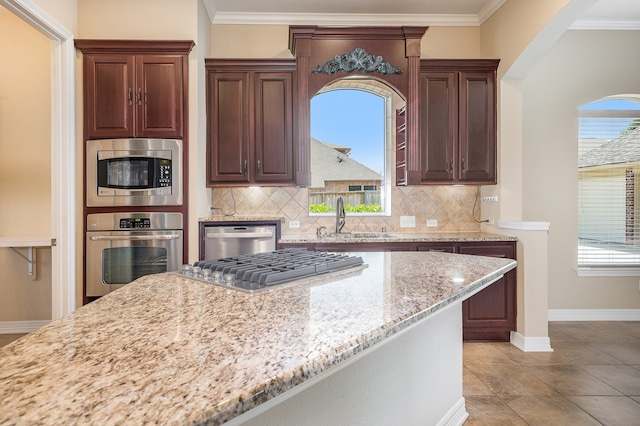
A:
312,47,402,75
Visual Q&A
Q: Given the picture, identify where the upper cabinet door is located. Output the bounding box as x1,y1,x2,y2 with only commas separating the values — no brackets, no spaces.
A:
419,71,457,182
253,72,294,183
136,55,184,138
205,59,297,187
419,59,498,185
207,71,251,184
458,71,496,183
85,55,135,139
77,40,193,140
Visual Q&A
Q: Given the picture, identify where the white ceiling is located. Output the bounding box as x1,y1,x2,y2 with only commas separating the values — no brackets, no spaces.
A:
204,0,640,29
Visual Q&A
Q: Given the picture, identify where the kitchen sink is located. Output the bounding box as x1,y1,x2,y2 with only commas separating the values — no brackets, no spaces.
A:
319,232,397,240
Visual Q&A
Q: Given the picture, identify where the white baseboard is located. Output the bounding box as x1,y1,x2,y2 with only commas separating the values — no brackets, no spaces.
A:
0,320,50,334
437,397,469,426
548,309,640,321
510,331,554,352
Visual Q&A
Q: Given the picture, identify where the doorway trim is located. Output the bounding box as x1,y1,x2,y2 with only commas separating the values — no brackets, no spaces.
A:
1,0,76,320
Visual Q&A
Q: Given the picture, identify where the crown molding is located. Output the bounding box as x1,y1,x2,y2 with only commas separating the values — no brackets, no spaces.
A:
204,0,639,30
477,0,507,25
570,19,640,30
209,12,481,26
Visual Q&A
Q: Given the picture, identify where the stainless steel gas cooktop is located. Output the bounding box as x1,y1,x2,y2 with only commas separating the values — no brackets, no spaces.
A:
178,249,365,293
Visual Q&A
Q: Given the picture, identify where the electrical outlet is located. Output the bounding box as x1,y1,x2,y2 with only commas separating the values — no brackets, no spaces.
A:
487,218,494,225
289,220,300,229
400,216,416,228
427,219,438,227
483,196,498,202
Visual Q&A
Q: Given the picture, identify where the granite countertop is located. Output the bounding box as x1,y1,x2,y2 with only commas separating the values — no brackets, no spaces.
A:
0,251,516,425
280,231,517,244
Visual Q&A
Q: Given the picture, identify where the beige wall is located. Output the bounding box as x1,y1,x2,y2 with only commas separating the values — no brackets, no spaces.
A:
77,0,196,39
480,0,572,78
211,25,292,58
480,0,574,223
0,8,52,320
421,27,482,58
32,0,77,33
522,29,640,309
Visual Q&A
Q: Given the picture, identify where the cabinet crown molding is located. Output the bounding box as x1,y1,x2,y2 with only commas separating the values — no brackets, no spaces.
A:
420,58,500,71
74,39,195,55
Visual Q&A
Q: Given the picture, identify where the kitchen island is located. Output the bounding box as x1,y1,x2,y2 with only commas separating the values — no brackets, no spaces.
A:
0,251,515,425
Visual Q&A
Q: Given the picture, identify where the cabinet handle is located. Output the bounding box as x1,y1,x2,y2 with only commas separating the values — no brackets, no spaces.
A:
257,160,261,175
128,88,133,106
449,160,453,172
461,158,466,172
243,160,248,175
137,88,142,106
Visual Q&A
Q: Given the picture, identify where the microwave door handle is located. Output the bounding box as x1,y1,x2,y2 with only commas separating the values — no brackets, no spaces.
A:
89,235,180,241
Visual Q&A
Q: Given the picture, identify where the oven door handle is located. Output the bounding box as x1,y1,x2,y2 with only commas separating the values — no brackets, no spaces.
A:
89,234,180,241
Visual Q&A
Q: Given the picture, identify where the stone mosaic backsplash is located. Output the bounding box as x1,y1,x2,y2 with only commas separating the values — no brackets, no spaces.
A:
210,186,482,235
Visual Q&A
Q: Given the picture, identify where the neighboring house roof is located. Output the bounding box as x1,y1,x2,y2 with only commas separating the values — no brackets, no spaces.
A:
579,127,640,168
310,138,382,188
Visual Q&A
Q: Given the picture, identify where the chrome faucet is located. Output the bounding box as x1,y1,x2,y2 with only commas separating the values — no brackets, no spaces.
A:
335,196,346,234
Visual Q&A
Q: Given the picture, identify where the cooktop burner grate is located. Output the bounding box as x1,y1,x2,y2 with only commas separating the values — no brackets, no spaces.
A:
180,249,365,292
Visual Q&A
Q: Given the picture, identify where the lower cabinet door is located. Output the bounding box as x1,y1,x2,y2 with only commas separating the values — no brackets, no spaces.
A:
460,243,516,341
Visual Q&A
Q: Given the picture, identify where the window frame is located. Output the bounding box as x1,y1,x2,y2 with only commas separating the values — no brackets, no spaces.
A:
576,98,640,276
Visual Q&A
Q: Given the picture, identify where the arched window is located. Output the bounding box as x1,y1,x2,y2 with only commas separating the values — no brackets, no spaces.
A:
309,79,404,216
578,97,640,272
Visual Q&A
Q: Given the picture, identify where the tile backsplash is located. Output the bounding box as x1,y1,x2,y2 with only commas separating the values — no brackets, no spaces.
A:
210,186,482,235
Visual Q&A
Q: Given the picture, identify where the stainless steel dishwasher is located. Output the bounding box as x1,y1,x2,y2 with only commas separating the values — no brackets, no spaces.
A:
201,223,278,260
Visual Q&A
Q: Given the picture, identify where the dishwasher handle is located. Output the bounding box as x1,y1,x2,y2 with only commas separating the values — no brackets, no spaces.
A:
207,229,273,239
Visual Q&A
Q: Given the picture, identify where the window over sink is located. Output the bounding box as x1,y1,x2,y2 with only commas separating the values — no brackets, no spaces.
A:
309,78,405,216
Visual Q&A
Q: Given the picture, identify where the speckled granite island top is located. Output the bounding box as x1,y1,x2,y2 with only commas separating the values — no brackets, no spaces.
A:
0,252,515,425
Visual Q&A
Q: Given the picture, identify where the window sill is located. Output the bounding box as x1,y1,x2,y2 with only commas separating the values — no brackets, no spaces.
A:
576,267,640,277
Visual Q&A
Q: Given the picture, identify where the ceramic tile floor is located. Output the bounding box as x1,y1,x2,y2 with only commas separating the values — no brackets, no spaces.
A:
0,333,25,348
464,321,640,425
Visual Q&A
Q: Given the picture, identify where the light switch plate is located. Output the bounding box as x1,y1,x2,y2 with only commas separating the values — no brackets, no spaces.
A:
400,216,416,228
289,220,300,229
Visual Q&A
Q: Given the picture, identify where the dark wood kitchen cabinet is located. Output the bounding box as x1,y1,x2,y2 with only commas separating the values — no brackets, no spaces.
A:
205,59,296,186
419,59,499,184
459,242,516,341
280,239,516,341
75,40,193,140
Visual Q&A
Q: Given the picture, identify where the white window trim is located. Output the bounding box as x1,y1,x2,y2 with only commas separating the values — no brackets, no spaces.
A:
577,99,640,275
576,267,640,277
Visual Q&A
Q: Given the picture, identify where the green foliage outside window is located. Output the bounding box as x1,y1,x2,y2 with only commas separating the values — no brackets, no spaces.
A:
309,203,382,213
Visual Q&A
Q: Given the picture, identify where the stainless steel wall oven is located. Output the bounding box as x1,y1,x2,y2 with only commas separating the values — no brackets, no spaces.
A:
86,212,183,297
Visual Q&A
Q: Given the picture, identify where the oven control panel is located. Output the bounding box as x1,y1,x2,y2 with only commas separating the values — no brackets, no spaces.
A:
119,218,151,229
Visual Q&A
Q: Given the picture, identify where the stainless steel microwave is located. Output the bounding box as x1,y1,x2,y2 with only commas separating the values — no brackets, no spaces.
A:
86,138,182,207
